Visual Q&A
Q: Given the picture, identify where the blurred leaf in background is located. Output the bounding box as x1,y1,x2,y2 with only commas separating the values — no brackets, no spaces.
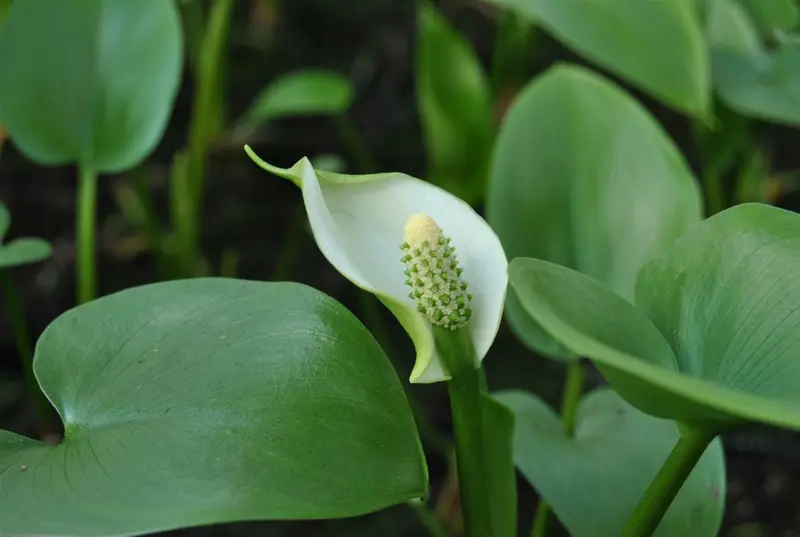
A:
235,69,355,140
707,0,800,126
485,0,710,118
487,65,702,361
416,1,494,205
0,0,183,172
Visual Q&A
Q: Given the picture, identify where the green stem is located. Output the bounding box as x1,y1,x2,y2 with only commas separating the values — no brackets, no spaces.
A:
77,166,97,304
0,270,58,440
435,327,492,537
181,0,233,275
531,360,584,537
409,500,452,537
333,113,379,173
620,426,716,537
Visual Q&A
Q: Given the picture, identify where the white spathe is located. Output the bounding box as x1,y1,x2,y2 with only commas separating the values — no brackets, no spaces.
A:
246,147,508,383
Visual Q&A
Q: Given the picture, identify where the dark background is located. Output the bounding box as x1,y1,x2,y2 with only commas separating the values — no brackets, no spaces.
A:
2,1,800,535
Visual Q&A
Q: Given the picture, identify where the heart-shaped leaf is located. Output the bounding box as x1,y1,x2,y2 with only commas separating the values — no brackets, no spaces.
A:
487,64,702,362
508,203,800,431
0,0,183,172
708,0,800,126
416,1,494,204
484,0,710,117
238,69,354,127
0,201,51,268
495,388,725,537
0,279,427,536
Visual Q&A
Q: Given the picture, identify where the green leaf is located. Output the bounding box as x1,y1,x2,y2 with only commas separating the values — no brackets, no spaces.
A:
482,394,517,537
0,238,51,268
416,1,494,204
239,69,354,127
737,0,798,34
0,0,183,172
708,0,800,125
495,388,725,537
487,65,702,362
0,279,427,536
484,0,710,117
508,203,800,431
0,201,52,268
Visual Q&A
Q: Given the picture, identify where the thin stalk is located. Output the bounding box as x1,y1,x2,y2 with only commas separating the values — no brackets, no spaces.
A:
0,270,59,440
531,360,584,537
333,113,379,173
180,0,233,274
620,426,716,537
435,327,492,537
77,166,98,304
409,500,453,537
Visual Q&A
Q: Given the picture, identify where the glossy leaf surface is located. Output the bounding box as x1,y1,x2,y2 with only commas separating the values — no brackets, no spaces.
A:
508,204,800,430
0,279,427,536
487,65,702,361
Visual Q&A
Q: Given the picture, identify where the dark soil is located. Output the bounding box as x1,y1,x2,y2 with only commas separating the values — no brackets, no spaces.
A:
2,1,800,536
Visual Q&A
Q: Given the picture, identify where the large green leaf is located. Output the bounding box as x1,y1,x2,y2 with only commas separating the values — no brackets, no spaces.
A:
708,0,800,125
481,394,516,537
0,0,183,172
496,388,725,537
416,1,494,204
484,0,710,117
238,69,354,127
737,0,798,34
487,65,702,362
0,279,427,536
508,203,800,431
0,201,51,268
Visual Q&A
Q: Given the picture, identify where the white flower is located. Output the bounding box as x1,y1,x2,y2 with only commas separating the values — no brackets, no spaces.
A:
246,147,508,383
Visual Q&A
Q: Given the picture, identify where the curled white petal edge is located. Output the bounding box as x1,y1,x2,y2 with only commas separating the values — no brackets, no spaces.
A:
245,147,508,383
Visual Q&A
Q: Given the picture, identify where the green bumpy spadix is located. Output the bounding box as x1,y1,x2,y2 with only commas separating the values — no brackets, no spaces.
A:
401,214,473,330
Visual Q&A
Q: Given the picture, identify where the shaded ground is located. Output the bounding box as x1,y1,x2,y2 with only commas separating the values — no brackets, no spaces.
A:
3,1,800,536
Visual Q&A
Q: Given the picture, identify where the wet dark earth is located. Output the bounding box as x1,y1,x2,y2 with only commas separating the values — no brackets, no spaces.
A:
3,1,800,536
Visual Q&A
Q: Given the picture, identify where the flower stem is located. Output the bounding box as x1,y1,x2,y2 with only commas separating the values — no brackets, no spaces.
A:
77,166,97,304
620,425,716,537
531,359,584,537
0,269,59,440
434,327,492,537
